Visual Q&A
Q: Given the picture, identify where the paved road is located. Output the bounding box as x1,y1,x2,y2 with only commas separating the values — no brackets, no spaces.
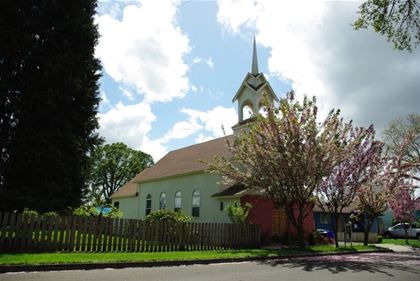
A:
3,251,420,281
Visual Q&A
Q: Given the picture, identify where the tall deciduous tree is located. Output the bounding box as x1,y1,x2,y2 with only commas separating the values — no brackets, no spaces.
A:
353,181,389,245
353,0,420,52
317,124,384,247
388,185,420,243
355,135,420,245
89,143,154,203
0,0,102,213
382,113,420,164
386,136,420,244
204,90,349,247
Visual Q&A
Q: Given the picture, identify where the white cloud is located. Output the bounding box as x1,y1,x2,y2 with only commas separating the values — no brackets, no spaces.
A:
217,0,420,133
119,86,135,100
157,106,237,149
217,0,326,105
192,57,215,69
100,91,110,106
181,106,237,138
139,136,169,163
163,120,203,141
95,0,191,103
98,101,156,151
204,58,214,69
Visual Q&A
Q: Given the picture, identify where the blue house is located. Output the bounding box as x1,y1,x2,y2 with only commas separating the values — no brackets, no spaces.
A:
313,203,381,242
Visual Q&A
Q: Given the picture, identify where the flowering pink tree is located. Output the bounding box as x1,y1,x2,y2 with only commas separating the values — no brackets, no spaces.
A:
388,186,420,243
317,124,384,247
203,90,352,247
386,136,420,244
354,136,420,245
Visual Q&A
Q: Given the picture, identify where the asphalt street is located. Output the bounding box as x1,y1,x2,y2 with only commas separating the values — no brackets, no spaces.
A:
2,251,419,281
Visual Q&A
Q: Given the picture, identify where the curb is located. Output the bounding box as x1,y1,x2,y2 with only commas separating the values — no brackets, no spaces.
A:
0,249,392,274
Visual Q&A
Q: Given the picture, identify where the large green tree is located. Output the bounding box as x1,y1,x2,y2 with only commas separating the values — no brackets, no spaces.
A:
382,113,420,163
353,0,420,52
0,0,102,213
204,90,352,247
89,143,154,203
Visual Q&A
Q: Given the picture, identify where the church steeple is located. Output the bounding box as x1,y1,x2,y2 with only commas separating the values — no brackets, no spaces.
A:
231,36,279,135
251,35,259,75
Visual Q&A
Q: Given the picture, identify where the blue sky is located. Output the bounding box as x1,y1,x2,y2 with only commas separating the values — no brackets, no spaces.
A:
95,0,420,161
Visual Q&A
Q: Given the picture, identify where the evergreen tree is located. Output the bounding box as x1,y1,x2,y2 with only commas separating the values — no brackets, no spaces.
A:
0,0,102,213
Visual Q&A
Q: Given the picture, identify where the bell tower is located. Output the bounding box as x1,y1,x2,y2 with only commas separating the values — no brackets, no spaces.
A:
231,36,278,135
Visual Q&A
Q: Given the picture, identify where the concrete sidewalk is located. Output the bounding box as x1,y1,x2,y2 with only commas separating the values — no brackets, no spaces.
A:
375,243,420,252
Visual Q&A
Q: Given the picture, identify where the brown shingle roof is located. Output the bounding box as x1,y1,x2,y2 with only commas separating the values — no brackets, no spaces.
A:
111,135,233,199
211,184,252,197
110,178,137,199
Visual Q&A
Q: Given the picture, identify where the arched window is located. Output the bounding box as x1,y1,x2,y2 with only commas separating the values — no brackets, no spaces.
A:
159,192,166,209
192,189,201,217
145,194,152,216
174,191,182,212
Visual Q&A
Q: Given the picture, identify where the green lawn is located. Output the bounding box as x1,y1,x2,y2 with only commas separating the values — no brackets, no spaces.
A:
0,245,381,265
381,238,420,247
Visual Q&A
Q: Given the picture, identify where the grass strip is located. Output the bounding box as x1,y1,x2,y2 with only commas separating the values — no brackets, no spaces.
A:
0,245,382,265
381,238,420,247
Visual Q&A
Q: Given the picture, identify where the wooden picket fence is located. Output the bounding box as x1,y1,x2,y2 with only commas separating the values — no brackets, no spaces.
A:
0,212,260,253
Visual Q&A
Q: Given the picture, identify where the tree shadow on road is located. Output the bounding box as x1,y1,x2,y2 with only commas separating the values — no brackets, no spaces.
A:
258,252,420,277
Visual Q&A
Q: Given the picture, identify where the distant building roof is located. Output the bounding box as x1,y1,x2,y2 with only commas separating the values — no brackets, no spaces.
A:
110,178,138,199
313,202,359,214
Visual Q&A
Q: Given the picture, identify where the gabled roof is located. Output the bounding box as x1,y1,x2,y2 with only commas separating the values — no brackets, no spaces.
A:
231,73,278,104
111,135,234,199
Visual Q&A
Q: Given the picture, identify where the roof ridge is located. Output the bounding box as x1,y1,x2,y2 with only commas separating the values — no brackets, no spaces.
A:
166,134,233,153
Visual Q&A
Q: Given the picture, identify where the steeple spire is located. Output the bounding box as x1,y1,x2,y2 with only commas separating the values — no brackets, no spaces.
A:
251,35,259,75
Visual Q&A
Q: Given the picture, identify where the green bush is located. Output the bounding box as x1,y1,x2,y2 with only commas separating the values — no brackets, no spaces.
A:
281,232,291,246
308,232,315,246
22,208,39,218
225,201,253,225
143,209,192,223
72,204,123,218
73,206,100,217
377,235,383,243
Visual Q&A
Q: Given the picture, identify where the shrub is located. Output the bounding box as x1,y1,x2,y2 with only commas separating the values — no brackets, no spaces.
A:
225,201,253,225
377,235,383,243
22,208,39,219
143,209,192,223
281,232,291,246
312,230,331,245
270,234,281,244
72,204,123,218
73,206,100,217
308,232,315,245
